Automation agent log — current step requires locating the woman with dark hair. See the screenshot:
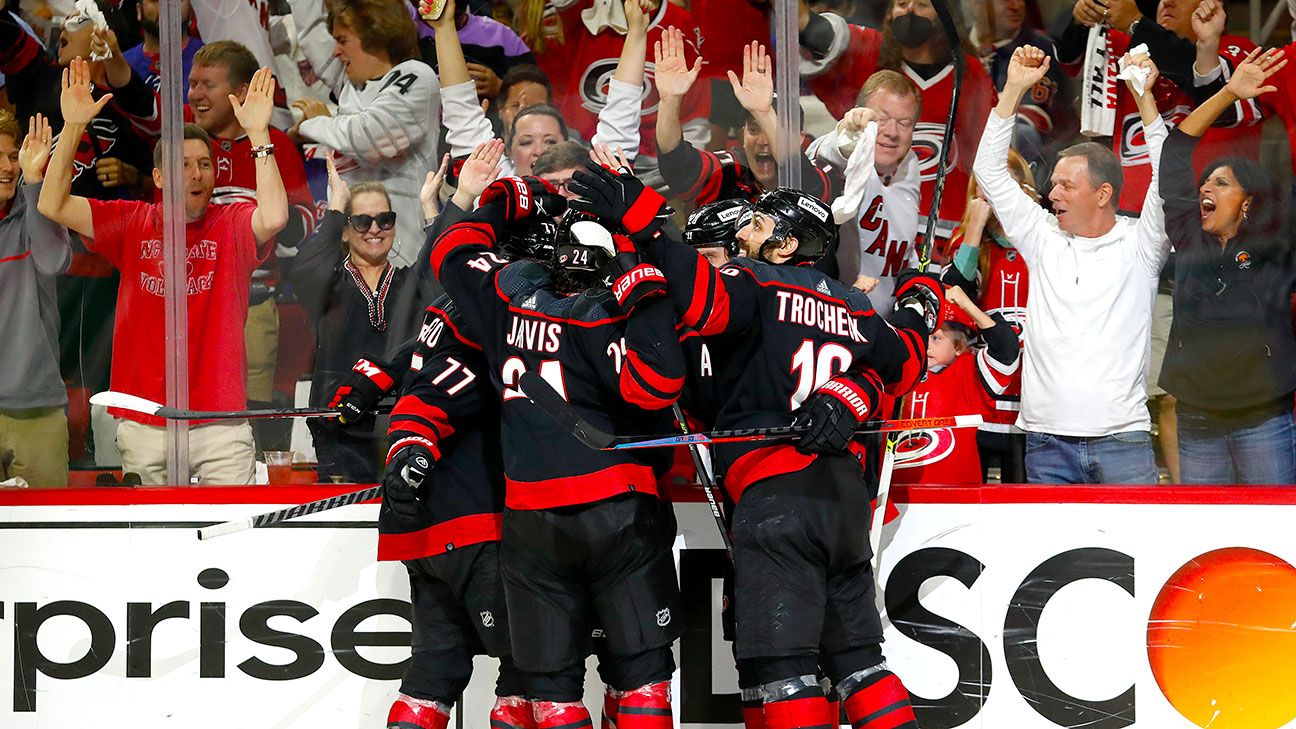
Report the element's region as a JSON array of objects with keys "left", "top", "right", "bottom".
[
  {"left": 798, "top": 0, "right": 999, "bottom": 258},
  {"left": 1158, "top": 48, "right": 1296, "bottom": 484}
]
